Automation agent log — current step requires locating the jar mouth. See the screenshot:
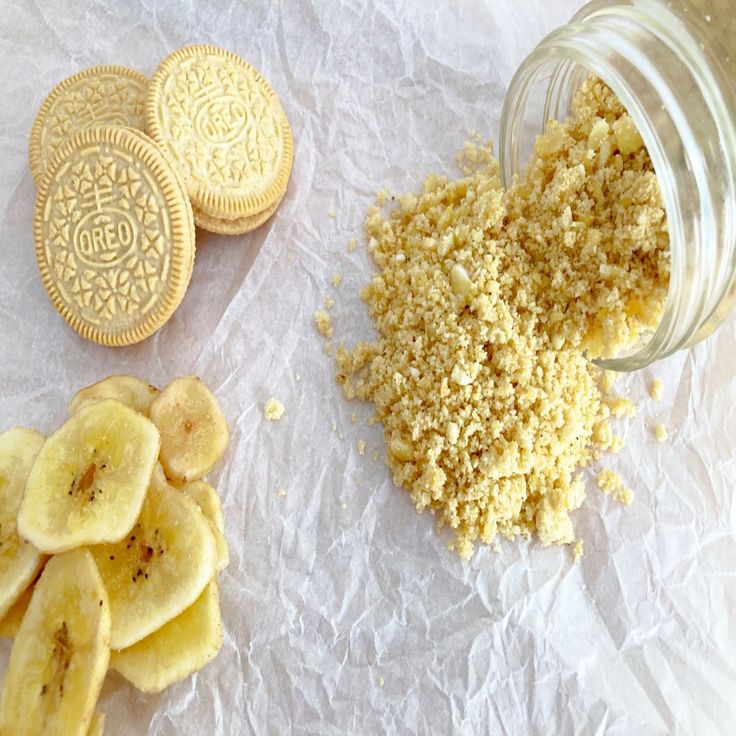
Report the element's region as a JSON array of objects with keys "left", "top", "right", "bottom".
[{"left": 499, "top": 1, "right": 736, "bottom": 371}]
